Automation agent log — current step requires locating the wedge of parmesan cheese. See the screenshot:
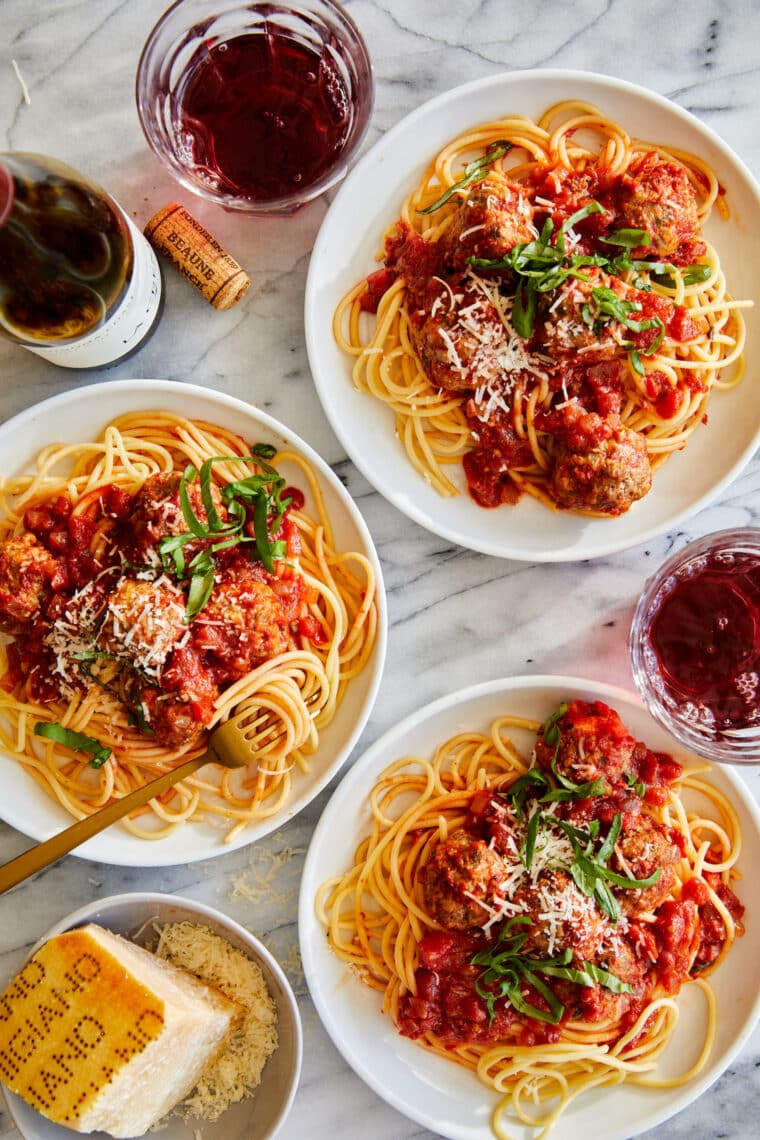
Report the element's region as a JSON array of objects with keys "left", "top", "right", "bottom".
[{"left": 0, "top": 924, "right": 240, "bottom": 1138}]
